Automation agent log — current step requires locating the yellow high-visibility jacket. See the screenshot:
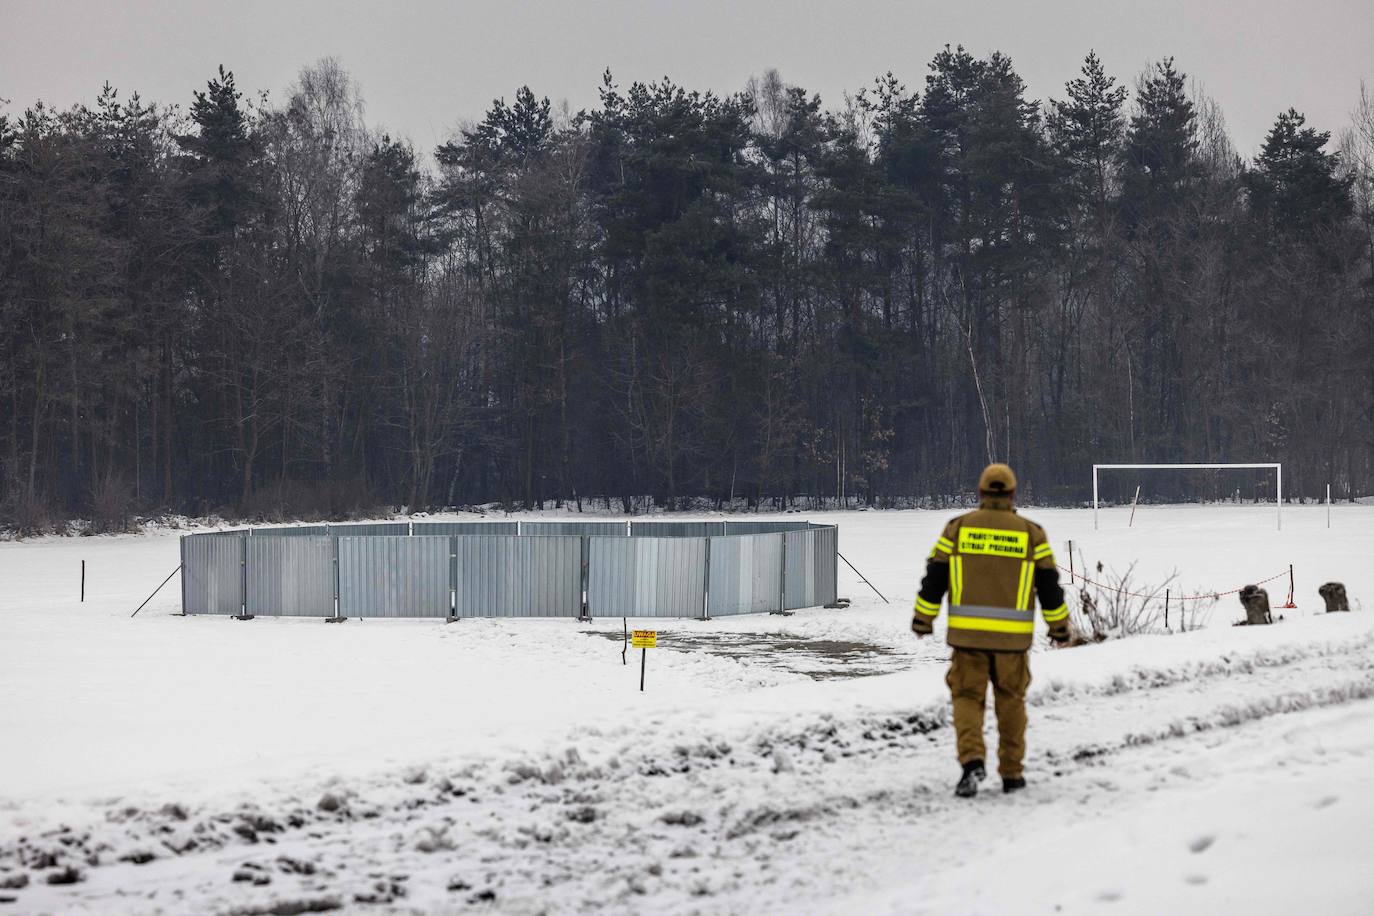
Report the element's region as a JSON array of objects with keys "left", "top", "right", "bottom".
[{"left": 913, "top": 502, "right": 1069, "bottom": 651}]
